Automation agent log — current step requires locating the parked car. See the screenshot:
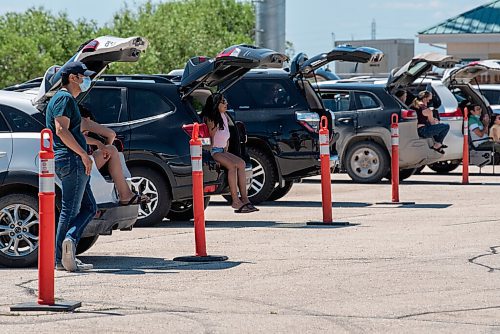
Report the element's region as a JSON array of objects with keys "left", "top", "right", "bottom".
[
  {"left": 0, "top": 90, "right": 139, "bottom": 267},
  {"left": 316, "top": 53, "right": 458, "bottom": 183},
  {"left": 220, "top": 45, "right": 384, "bottom": 201},
  {"left": 475, "top": 84, "right": 500, "bottom": 114},
  {"left": 31, "top": 44, "right": 286, "bottom": 226}
]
